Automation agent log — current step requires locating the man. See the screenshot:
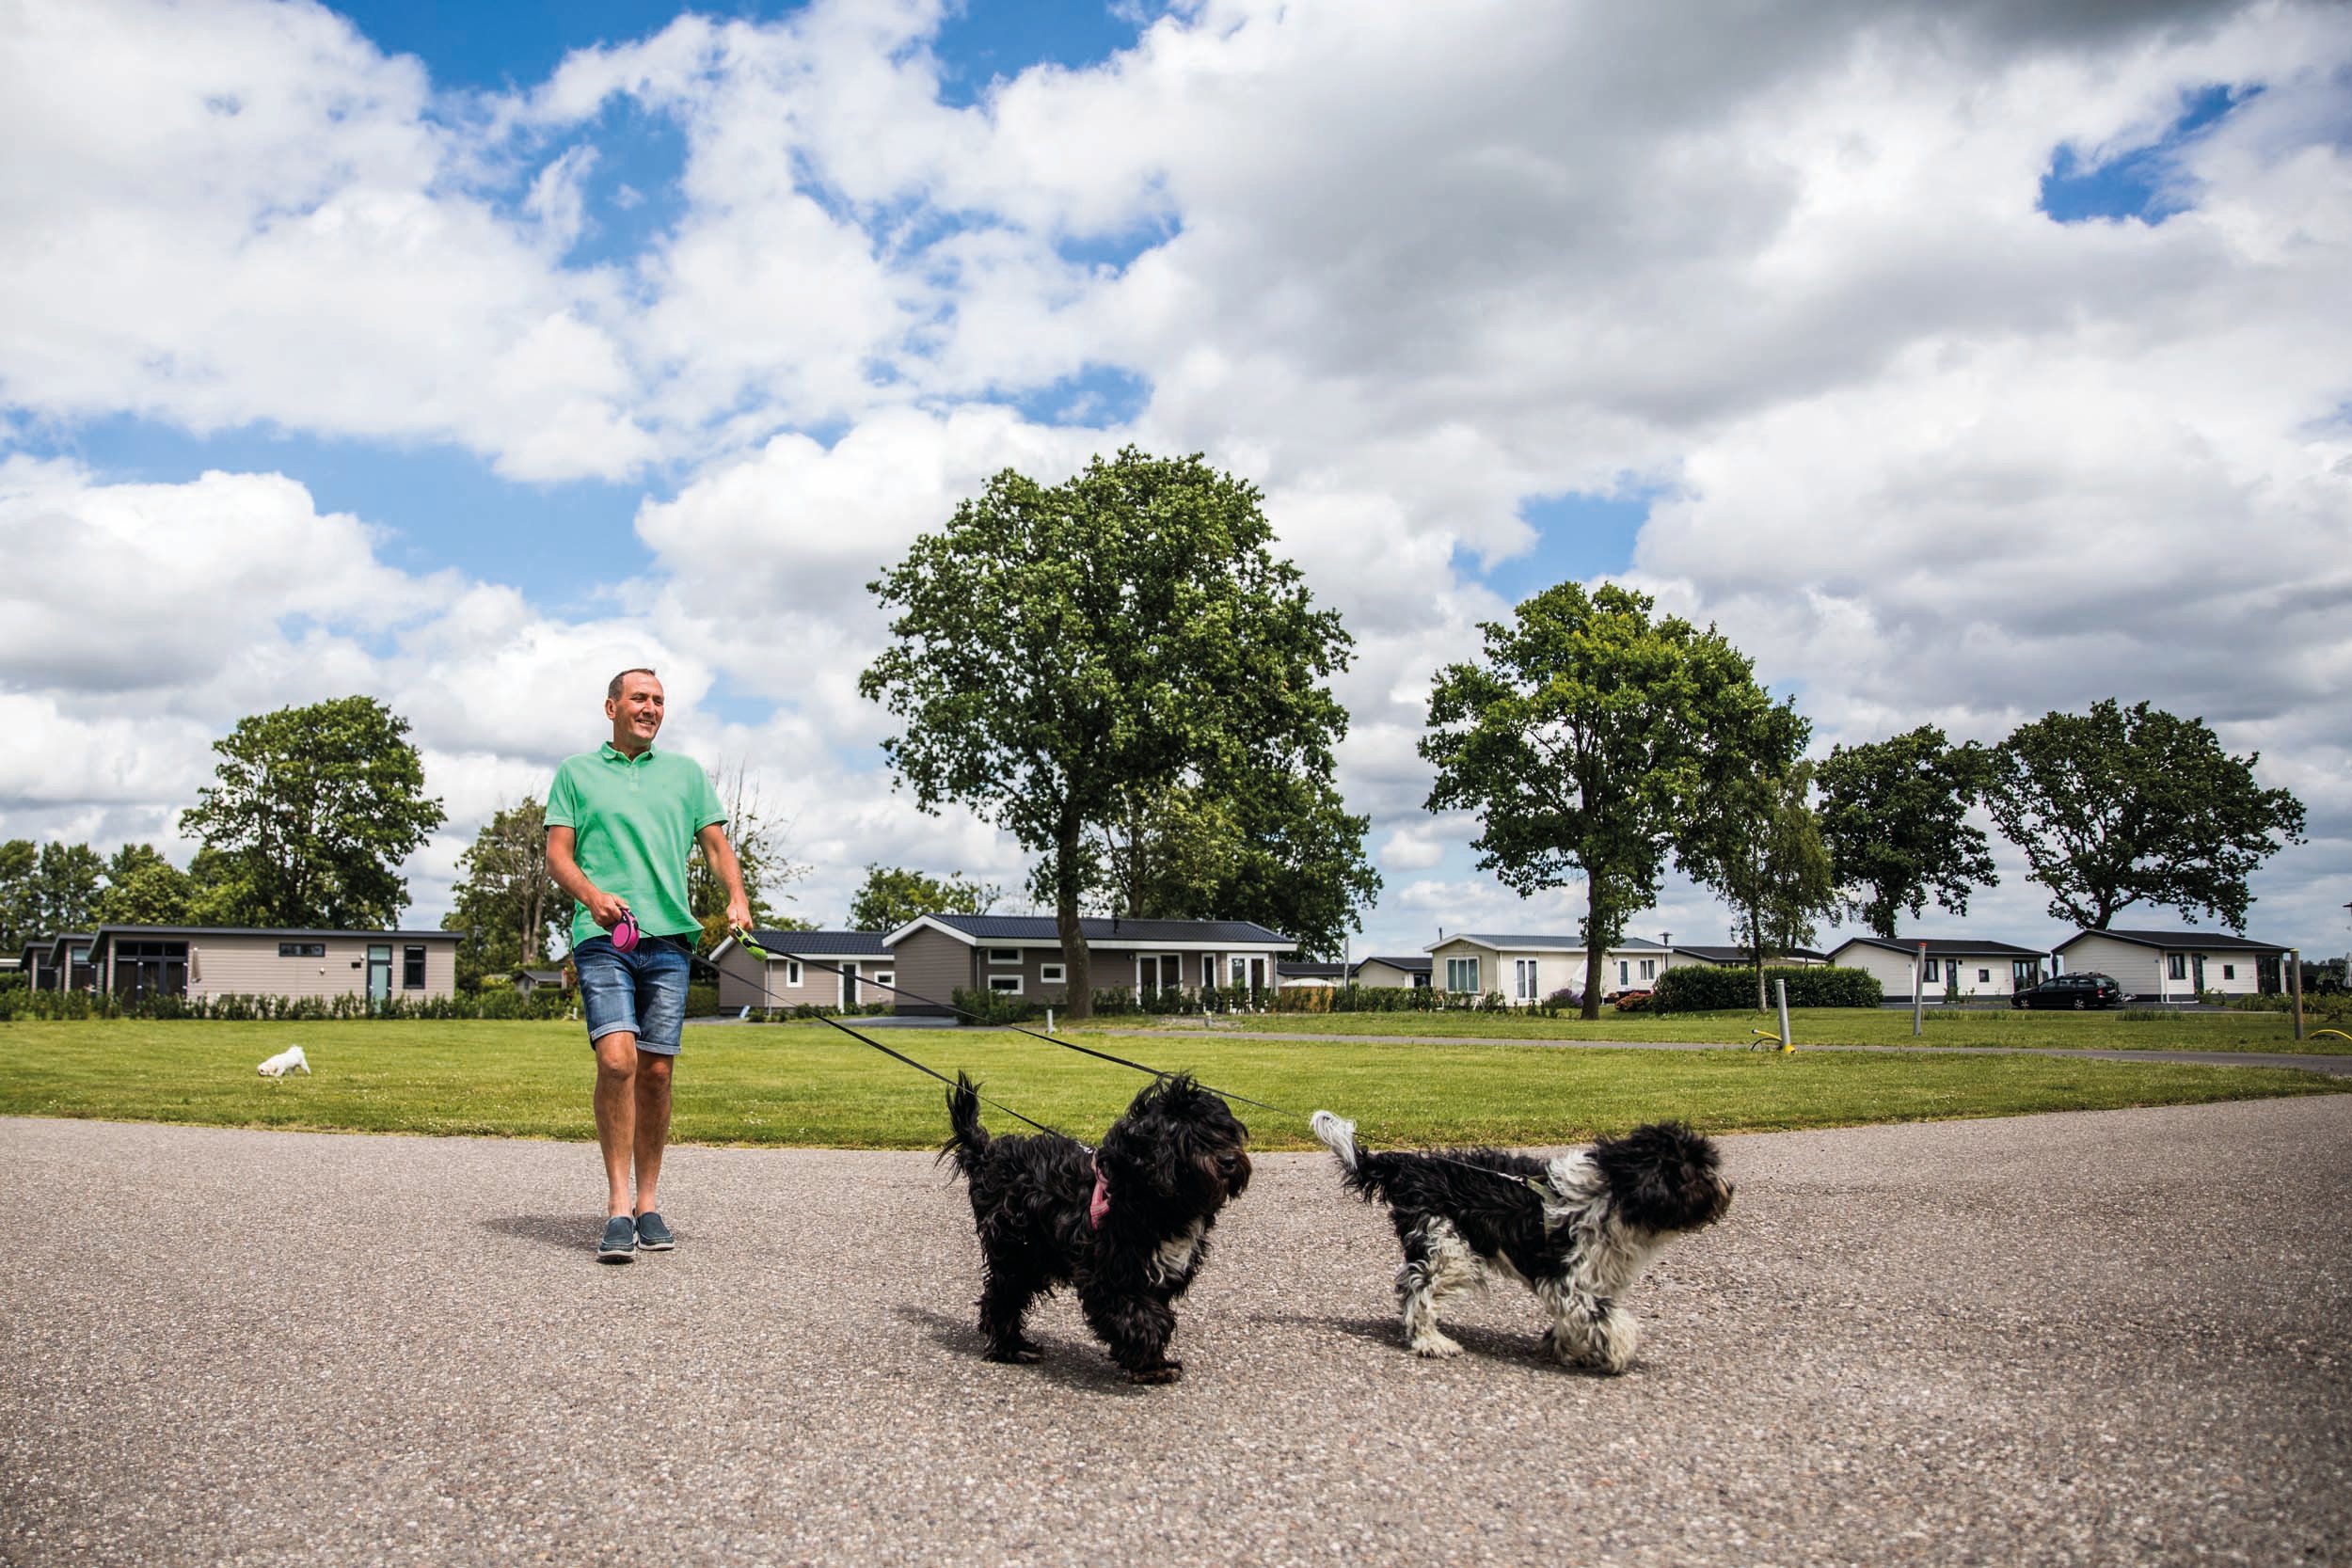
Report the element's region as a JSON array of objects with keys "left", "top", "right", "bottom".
[{"left": 547, "top": 667, "right": 752, "bottom": 1262}]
